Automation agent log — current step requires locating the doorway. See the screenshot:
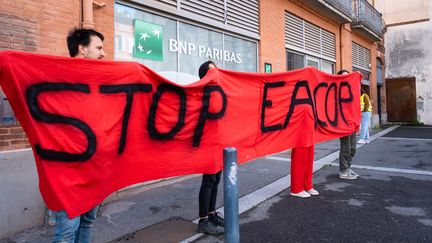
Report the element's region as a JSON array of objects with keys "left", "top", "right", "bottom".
[{"left": 385, "top": 77, "right": 416, "bottom": 122}]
